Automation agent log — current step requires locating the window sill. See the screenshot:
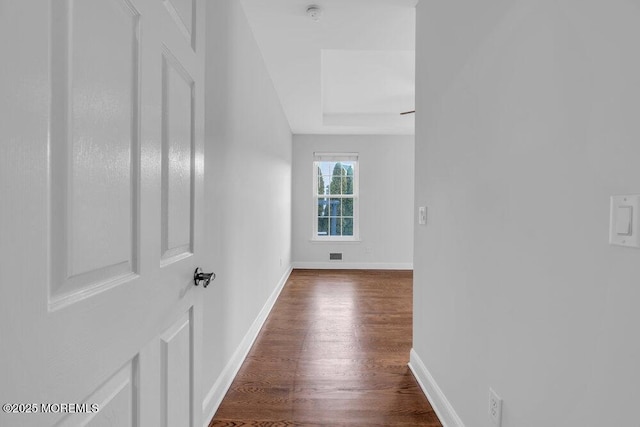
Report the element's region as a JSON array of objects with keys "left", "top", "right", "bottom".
[{"left": 309, "top": 239, "right": 361, "bottom": 244}]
